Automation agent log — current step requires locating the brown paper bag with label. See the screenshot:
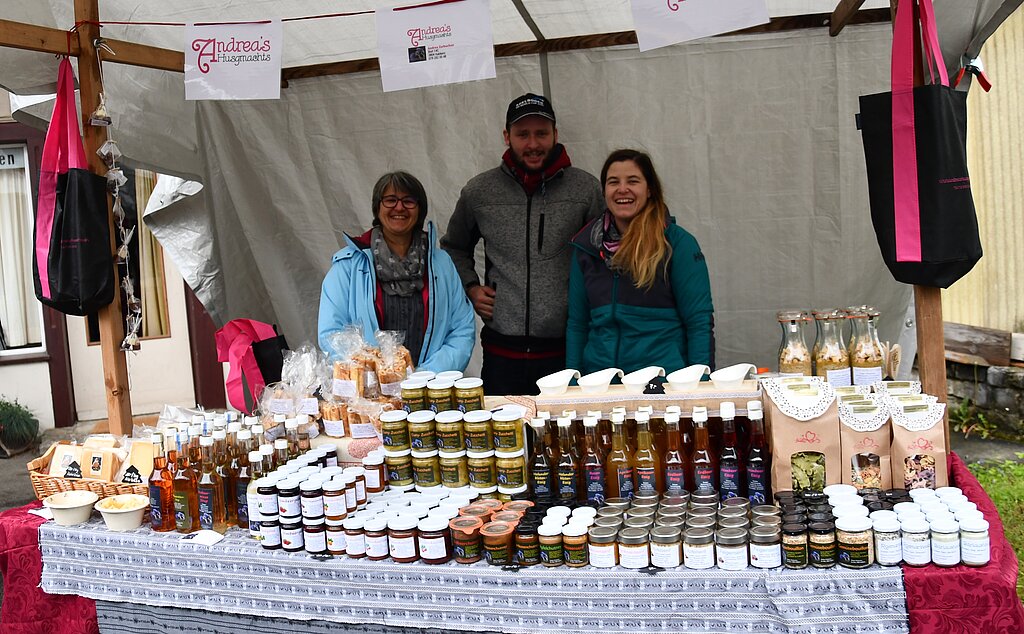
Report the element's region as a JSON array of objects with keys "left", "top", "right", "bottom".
[
  {"left": 762, "top": 378, "right": 842, "bottom": 494},
  {"left": 838, "top": 398, "right": 893, "bottom": 490},
  {"left": 889, "top": 400, "right": 948, "bottom": 489}
]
